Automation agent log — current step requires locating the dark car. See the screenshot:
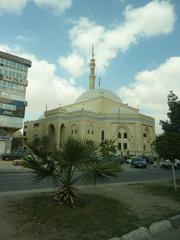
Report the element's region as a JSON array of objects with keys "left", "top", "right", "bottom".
[
  {"left": 1, "top": 150, "right": 28, "bottom": 160},
  {"left": 138, "top": 155, "right": 155, "bottom": 165},
  {"left": 131, "top": 157, "right": 147, "bottom": 169}
]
